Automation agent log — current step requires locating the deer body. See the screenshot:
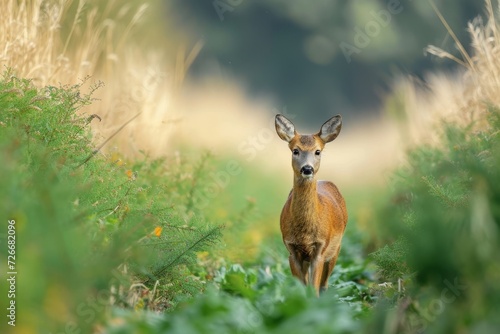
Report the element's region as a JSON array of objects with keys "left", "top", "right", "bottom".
[{"left": 275, "top": 115, "right": 347, "bottom": 295}]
